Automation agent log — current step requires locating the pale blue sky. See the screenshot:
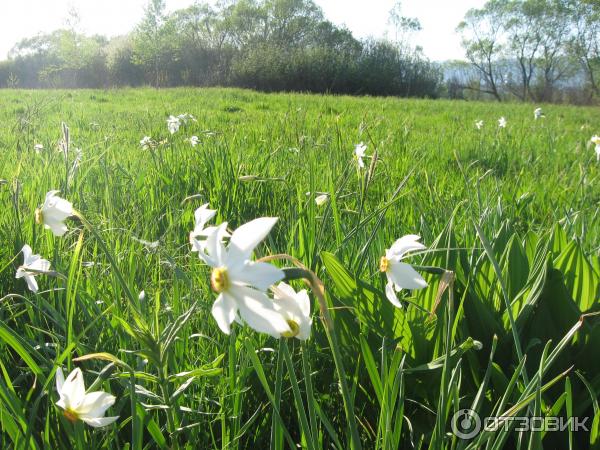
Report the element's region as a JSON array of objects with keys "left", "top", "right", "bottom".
[{"left": 0, "top": 0, "right": 486, "bottom": 61}]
